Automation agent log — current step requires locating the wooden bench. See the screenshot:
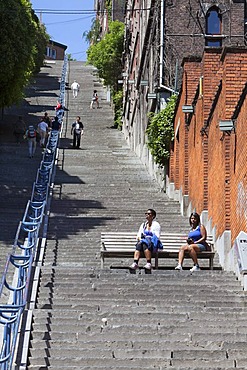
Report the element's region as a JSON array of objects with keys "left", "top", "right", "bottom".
[{"left": 100, "top": 232, "right": 215, "bottom": 270}]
